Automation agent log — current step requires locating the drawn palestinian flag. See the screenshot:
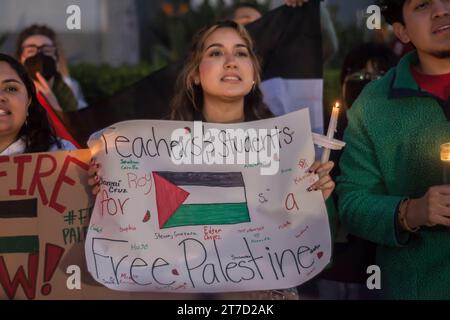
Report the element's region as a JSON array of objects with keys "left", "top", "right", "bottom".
[
  {"left": 152, "top": 172, "right": 250, "bottom": 229},
  {"left": 0, "top": 199, "right": 39, "bottom": 254}
]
